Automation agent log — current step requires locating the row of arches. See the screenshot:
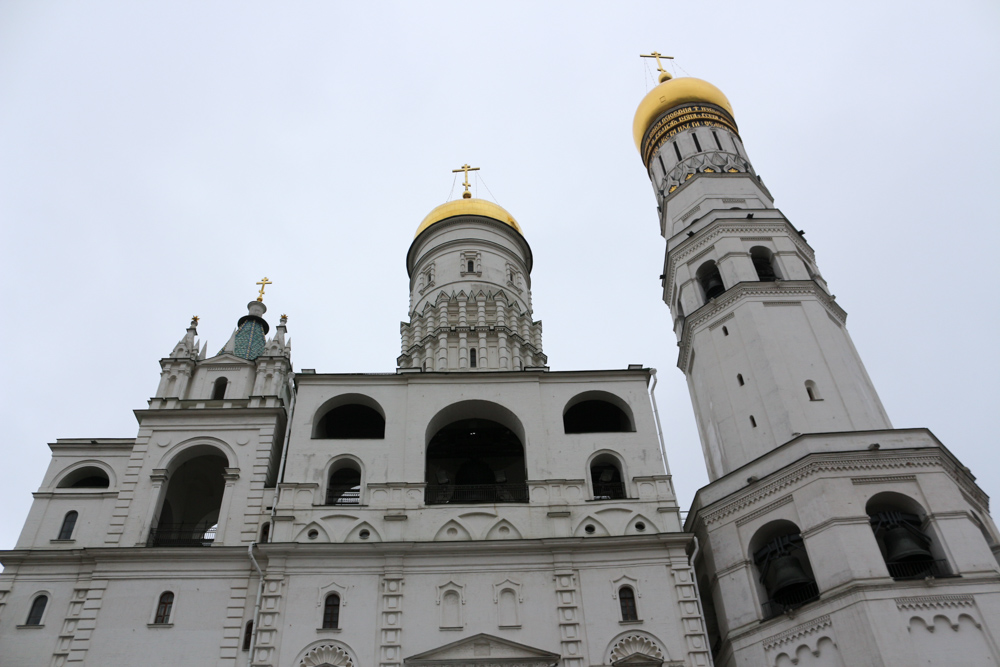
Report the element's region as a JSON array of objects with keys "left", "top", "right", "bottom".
[
  {"left": 312, "top": 392, "right": 636, "bottom": 439},
  {"left": 747, "top": 492, "right": 966, "bottom": 620},
  {"left": 693, "top": 246, "right": 782, "bottom": 306}
]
